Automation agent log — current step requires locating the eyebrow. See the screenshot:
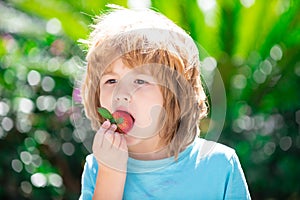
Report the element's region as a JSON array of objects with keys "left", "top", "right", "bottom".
[{"left": 101, "top": 70, "right": 116, "bottom": 76}]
